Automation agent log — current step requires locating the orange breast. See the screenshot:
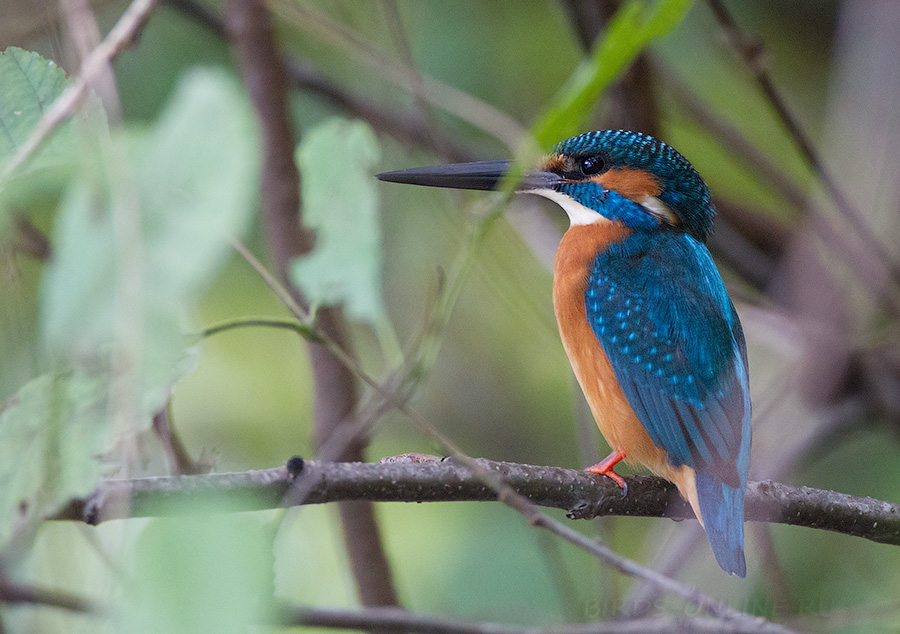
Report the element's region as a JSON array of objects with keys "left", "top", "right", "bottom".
[{"left": 553, "top": 222, "right": 700, "bottom": 513}]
